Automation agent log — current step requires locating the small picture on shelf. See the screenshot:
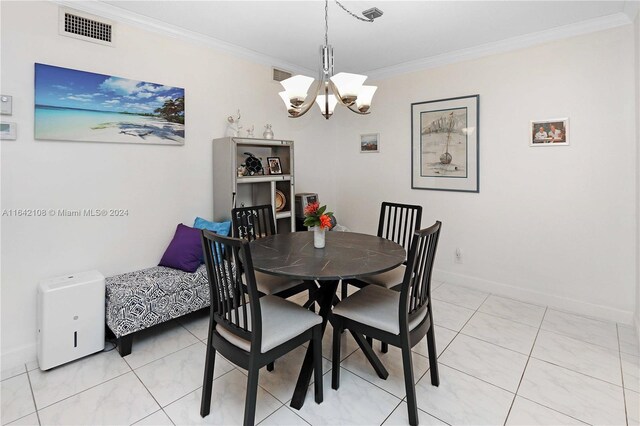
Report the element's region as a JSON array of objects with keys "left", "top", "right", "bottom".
[{"left": 267, "top": 157, "right": 283, "bottom": 174}]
